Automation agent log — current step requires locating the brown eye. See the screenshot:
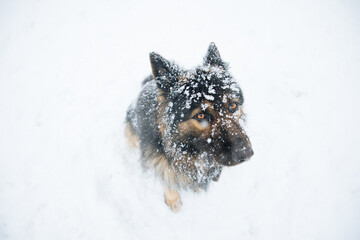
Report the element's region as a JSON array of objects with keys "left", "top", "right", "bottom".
[{"left": 229, "top": 102, "right": 239, "bottom": 112}]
